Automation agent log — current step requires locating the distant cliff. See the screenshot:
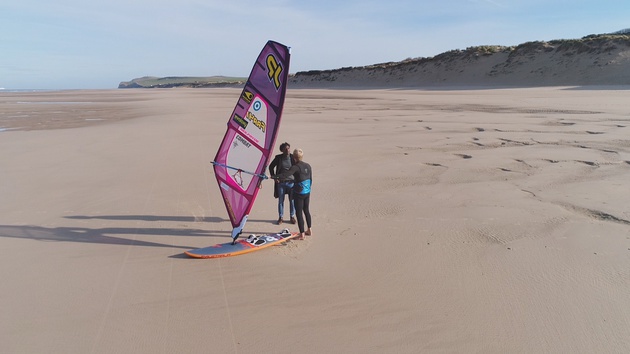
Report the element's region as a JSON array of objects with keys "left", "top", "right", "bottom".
[
  {"left": 118, "top": 76, "right": 246, "bottom": 89},
  {"left": 289, "top": 33, "right": 630, "bottom": 88}
]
